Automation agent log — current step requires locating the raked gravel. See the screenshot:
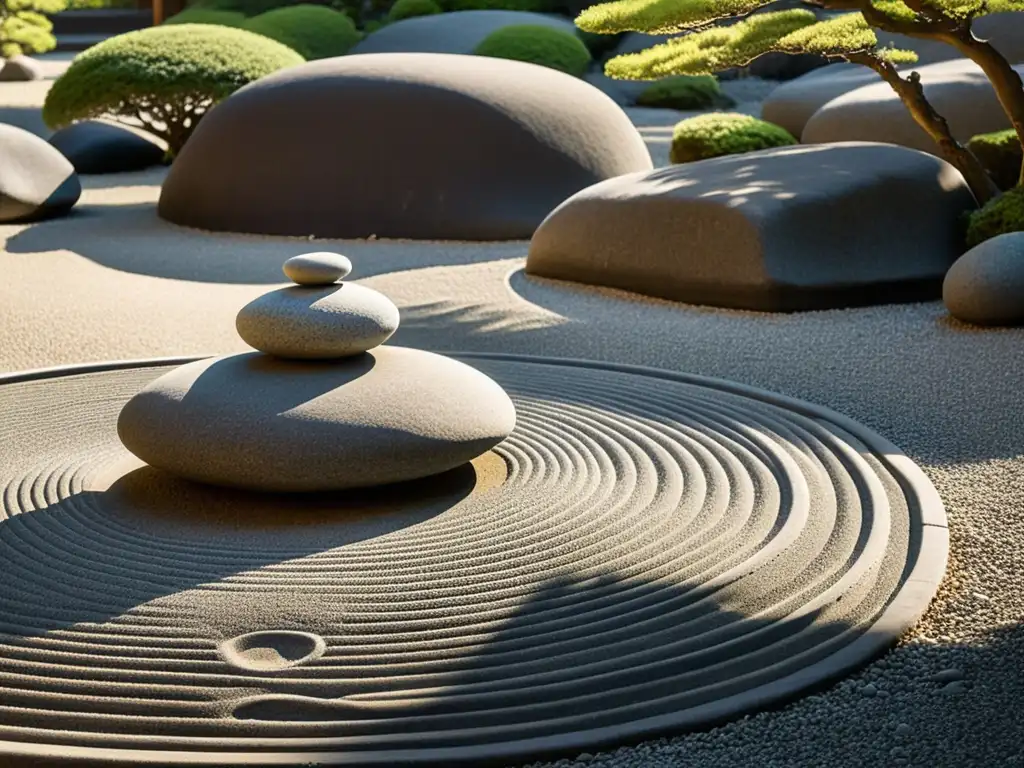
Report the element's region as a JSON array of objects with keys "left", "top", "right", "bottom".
[{"left": 2, "top": 63, "right": 1023, "bottom": 768}]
